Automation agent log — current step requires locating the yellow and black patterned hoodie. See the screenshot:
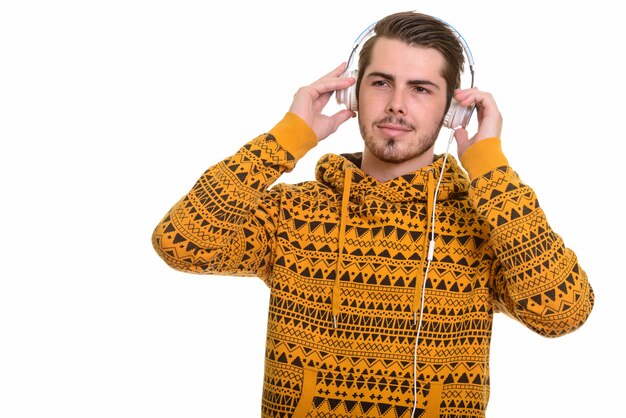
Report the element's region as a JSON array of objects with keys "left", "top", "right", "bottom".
[{"left": 152, "top": 112, "right": 593, "bottom": 418}]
